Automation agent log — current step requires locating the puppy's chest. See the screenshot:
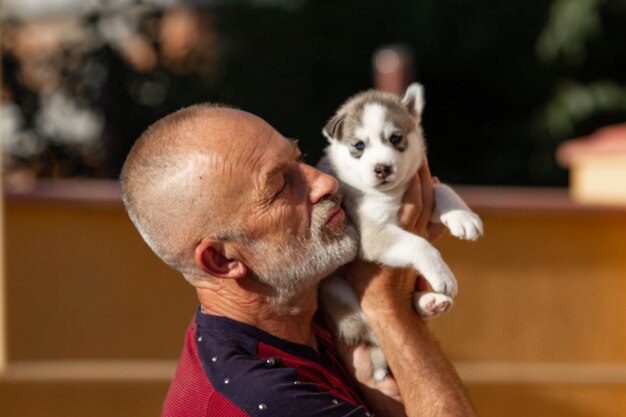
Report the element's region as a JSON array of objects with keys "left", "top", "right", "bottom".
[{"left": 344, "top": 188, "right": 403, "bottom": 226}]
